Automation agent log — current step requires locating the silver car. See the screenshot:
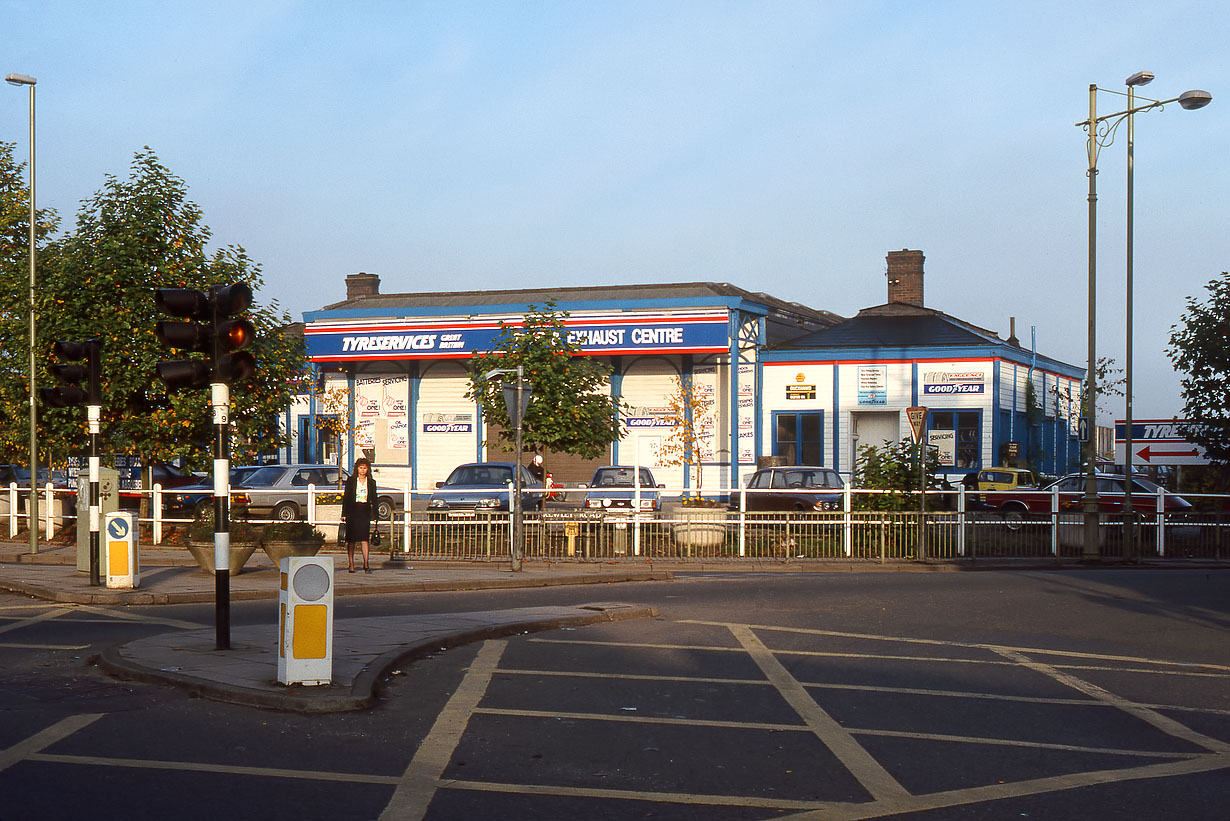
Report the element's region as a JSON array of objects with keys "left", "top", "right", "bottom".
[{"left": 237, "top": 464, "right": 401, "bottom": 521}]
